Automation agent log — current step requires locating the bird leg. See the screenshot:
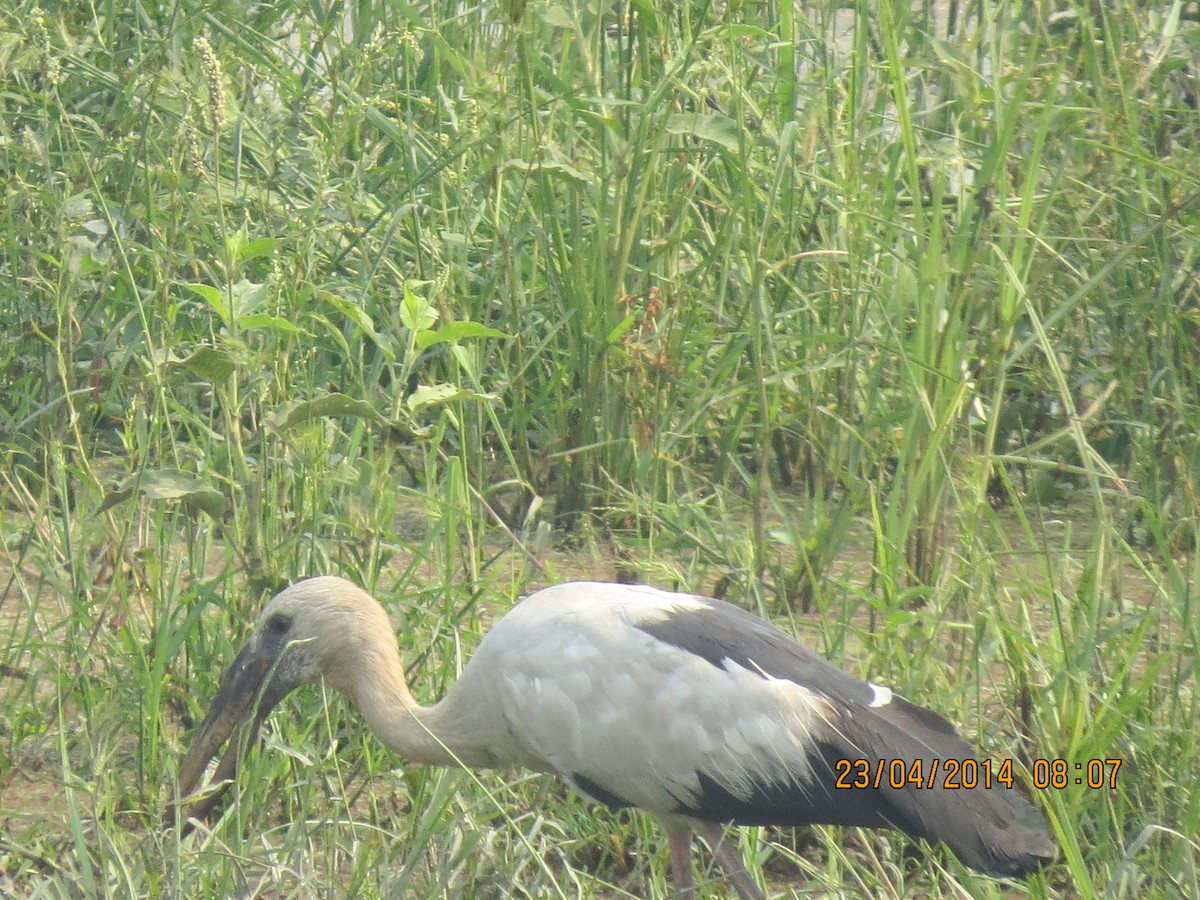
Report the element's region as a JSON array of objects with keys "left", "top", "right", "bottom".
[
  {"left": 695, "top": 822, "right": 765, "bottom": 900},
  {"left": 666, "top": 823, "right": 698, "bottom": 897},
  {"left": 664, "top": 820, "right": 765, "bottom": 900}
]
